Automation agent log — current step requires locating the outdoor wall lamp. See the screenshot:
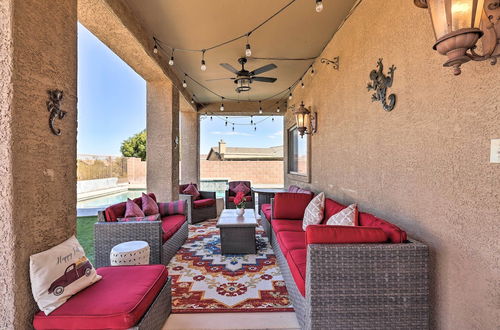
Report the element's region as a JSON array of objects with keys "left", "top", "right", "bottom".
[
  {"left": 292, "top": 102, "right": 317, "bottom": 137},
  {"left": 414, "top": 0, "right": 499, "bottom": 75}
]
